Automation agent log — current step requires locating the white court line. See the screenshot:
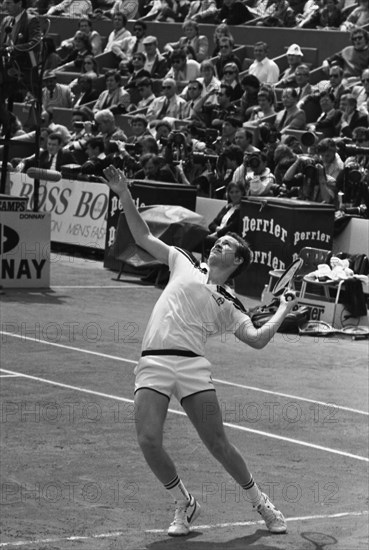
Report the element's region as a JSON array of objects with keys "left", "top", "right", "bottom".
[
  {"left": 1, "top": 331, "right": 368, "bottom": 417},
  {"left": 0, "top": 366, "right": 368, "bottom": 463},
  {"left": 0, "top": 511, "right": 367, "bottom": 547},
  {"left": 51, "top": 285, "right": 151, "bottom": 289},
  {"left": 212, "top": 378, "right": 369, "bottom": 416},
  {"left": 0, "top": 374, "right": 20, "bottom": 378}
]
